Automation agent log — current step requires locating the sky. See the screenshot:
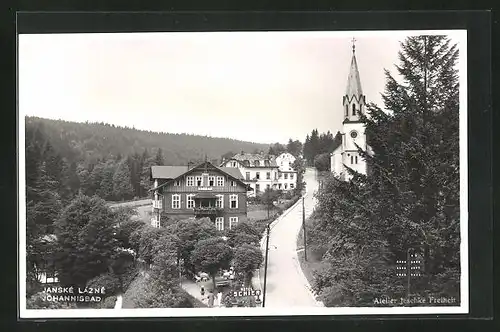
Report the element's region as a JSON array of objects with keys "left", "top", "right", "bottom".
[{"left": 18, "top": 31, "right": 458, "bottom": 144}]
